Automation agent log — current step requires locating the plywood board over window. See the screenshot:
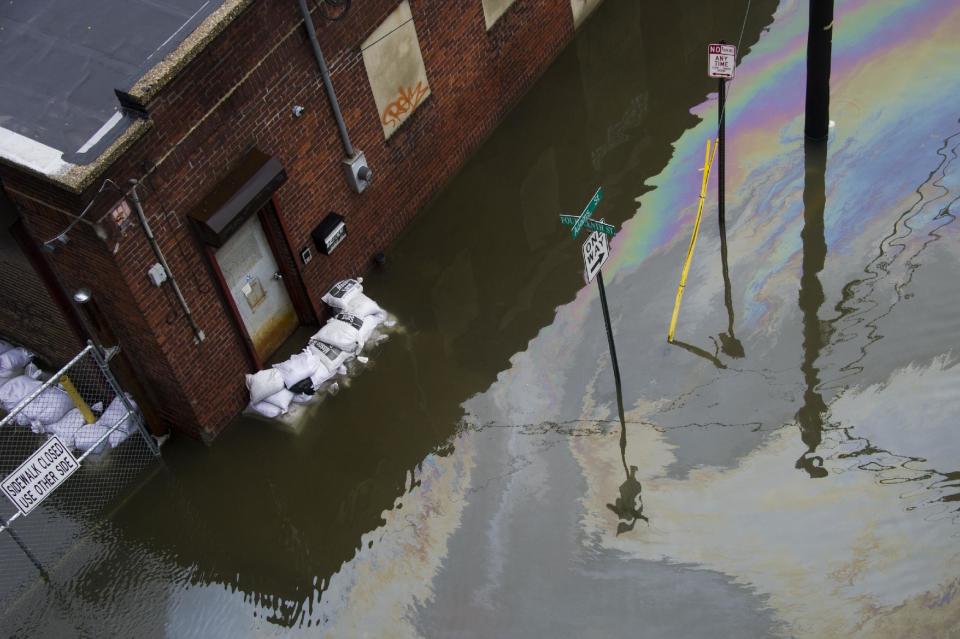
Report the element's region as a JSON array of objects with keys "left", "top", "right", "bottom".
[
  {"left": 362, "top": 1, "right": 431, "bottom": 139},
  {"left": 481, "top": 0, "right": 516, "bottom": 29}
]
